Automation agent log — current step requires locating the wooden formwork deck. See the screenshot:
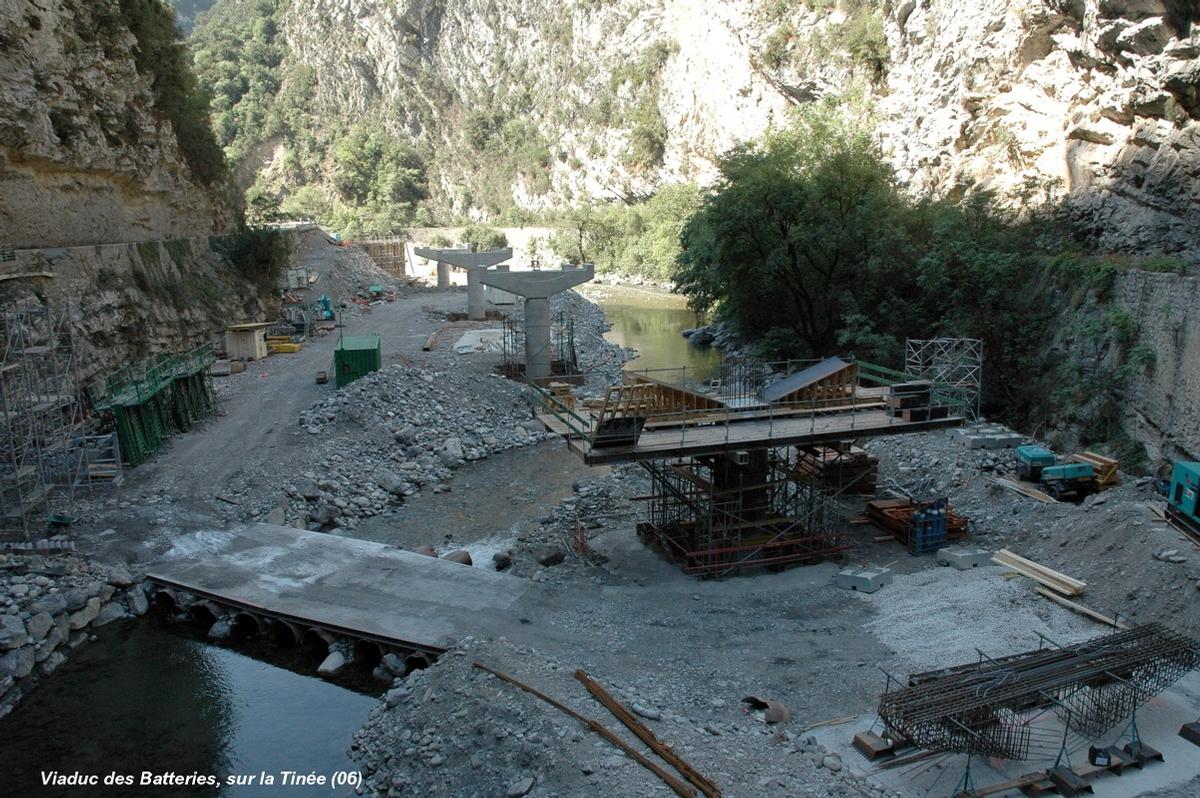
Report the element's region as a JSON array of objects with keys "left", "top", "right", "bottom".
[{"left": 538, "top": 408, "right": 962, "bottom": 465}]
